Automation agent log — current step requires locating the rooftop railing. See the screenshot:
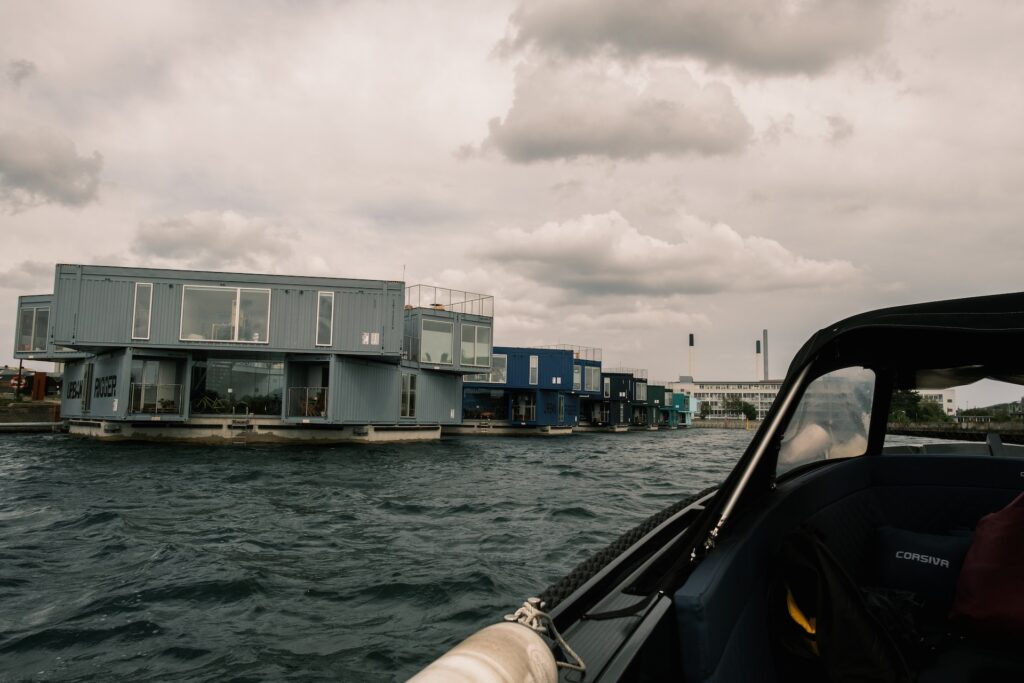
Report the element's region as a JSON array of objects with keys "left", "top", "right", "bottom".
[
  {"left": 536, "top": 344, "right": 602, "bottom": 362},
  {"left": 405, "top": 284, "right": 494, "bottom": 317},
  {"left": 605, "top": 367, "right": 648, "bottom": 380}
]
